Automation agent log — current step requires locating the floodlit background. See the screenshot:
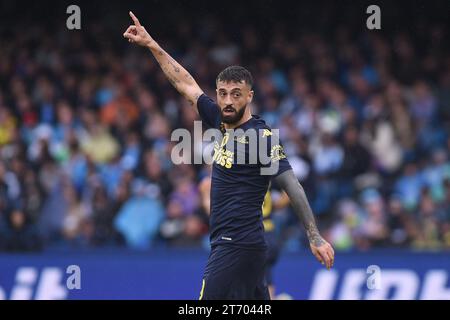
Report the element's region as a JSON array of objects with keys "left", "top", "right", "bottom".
[{"left": 0, "top": 0, "right": 449, "bottom": 299}]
